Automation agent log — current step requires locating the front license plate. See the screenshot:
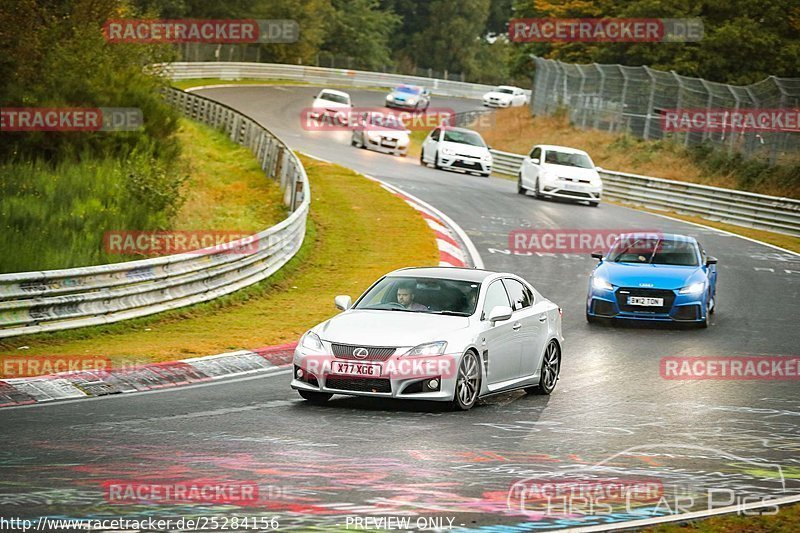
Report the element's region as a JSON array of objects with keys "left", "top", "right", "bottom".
[
  {"left": 333, "top": 362, "right": 380, "bottom": 376},
  {"left": 628, "top": 296, "right": 664, "bottom": 306}
]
